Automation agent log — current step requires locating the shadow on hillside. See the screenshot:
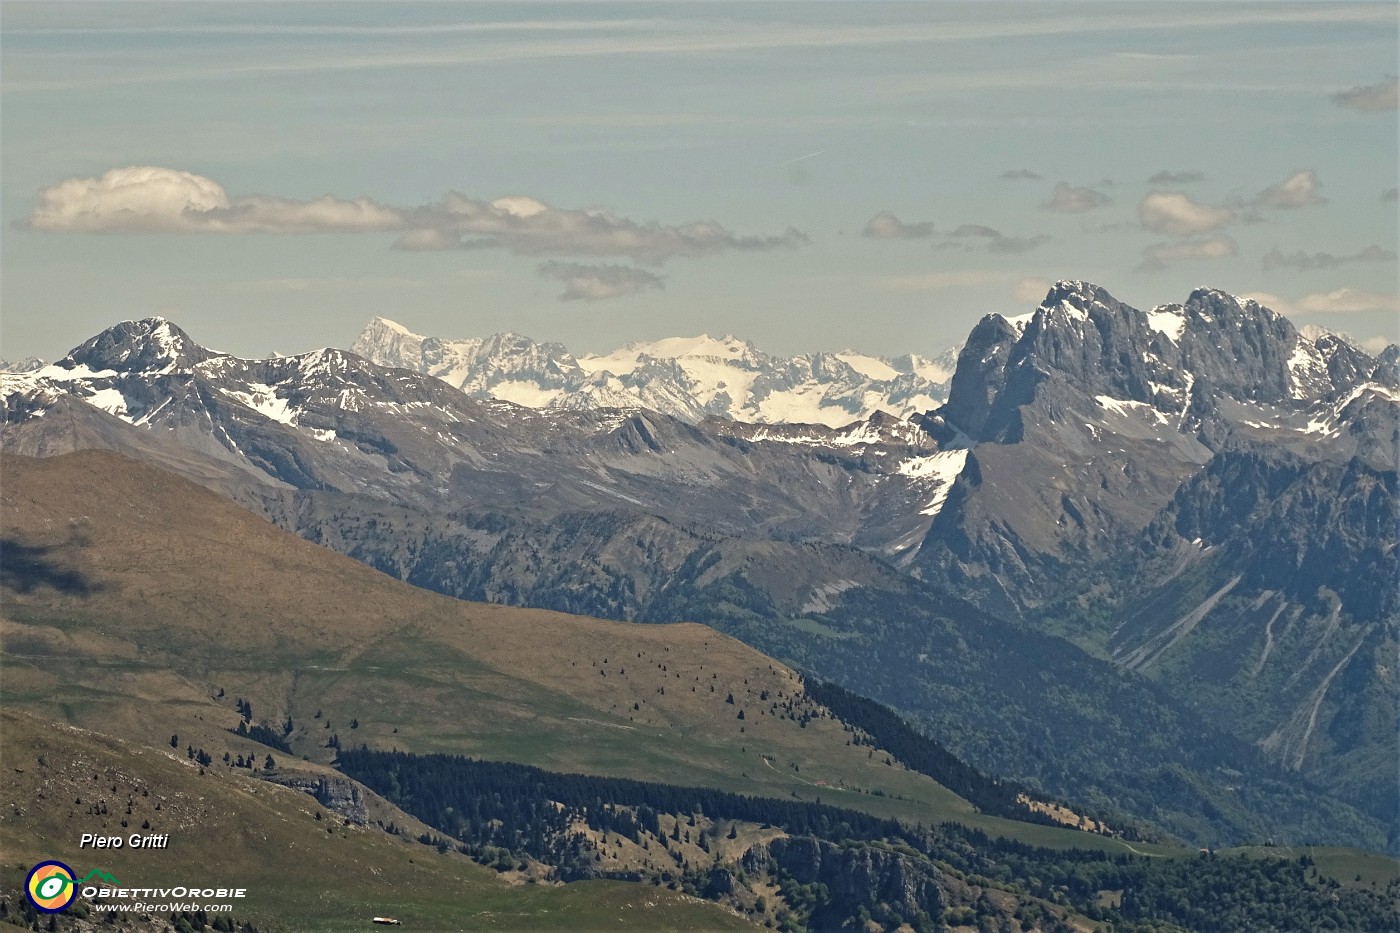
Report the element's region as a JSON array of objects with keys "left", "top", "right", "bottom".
[{"left": 0, "top": 539, "right": 104, "bottom": 595}]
